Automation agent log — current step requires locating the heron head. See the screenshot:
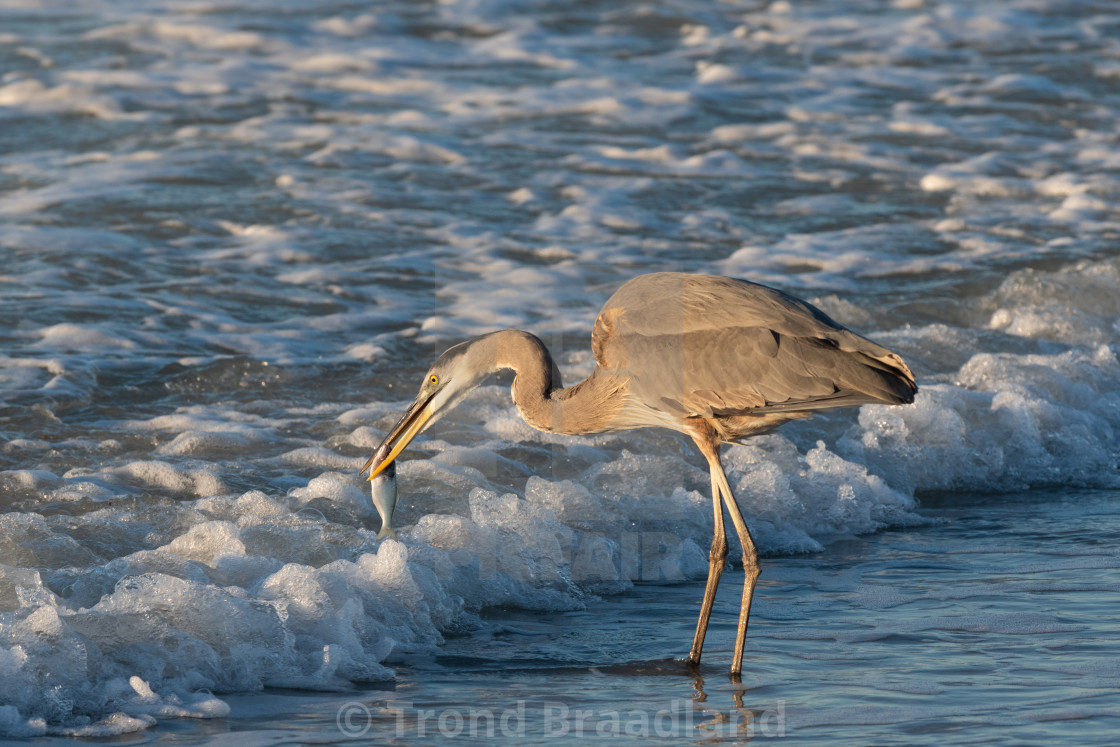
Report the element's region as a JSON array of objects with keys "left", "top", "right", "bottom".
[{"left": 360, "top": 336, "right": 497, "bottom": 480}]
